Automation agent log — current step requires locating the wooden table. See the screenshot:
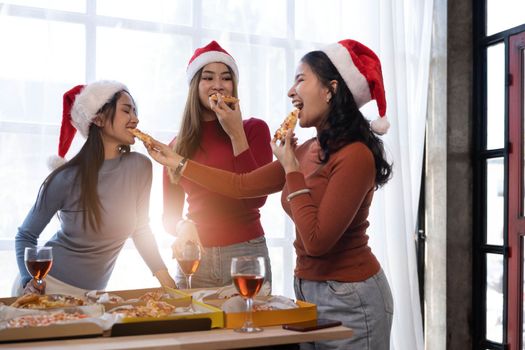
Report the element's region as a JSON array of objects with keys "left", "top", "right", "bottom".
[{"left": 0, "top": 325, "right": 353, "bottom": 350}]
